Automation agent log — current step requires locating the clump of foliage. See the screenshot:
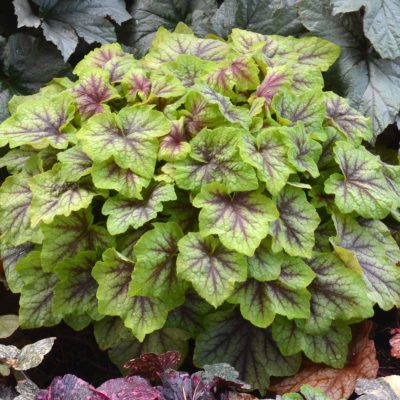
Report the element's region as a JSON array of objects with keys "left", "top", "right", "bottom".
[
  {"left": 0, "top": 25, "right": 399, "bottom": 392},
  {"left": 125, "top": 0, "right": 400, "bottom": 141},
  {"left": 3, "top": 1, "right": 400, "bottom": 142}
]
